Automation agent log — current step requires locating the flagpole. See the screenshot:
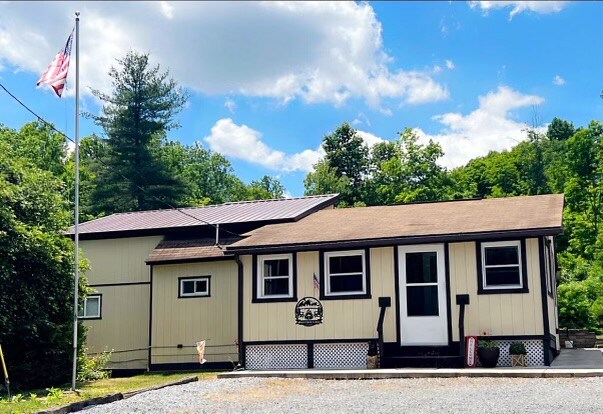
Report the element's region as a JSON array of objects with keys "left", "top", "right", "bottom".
[{"left": 71, "top": 11, "right": 80, "bottom": 392}]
